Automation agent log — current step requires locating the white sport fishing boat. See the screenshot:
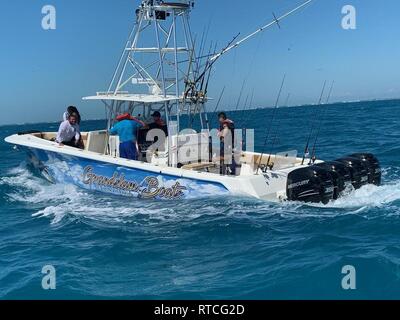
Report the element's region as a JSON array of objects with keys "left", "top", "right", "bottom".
[{"left": 5, "top": 0, "right": 381, "bottom": 203}]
